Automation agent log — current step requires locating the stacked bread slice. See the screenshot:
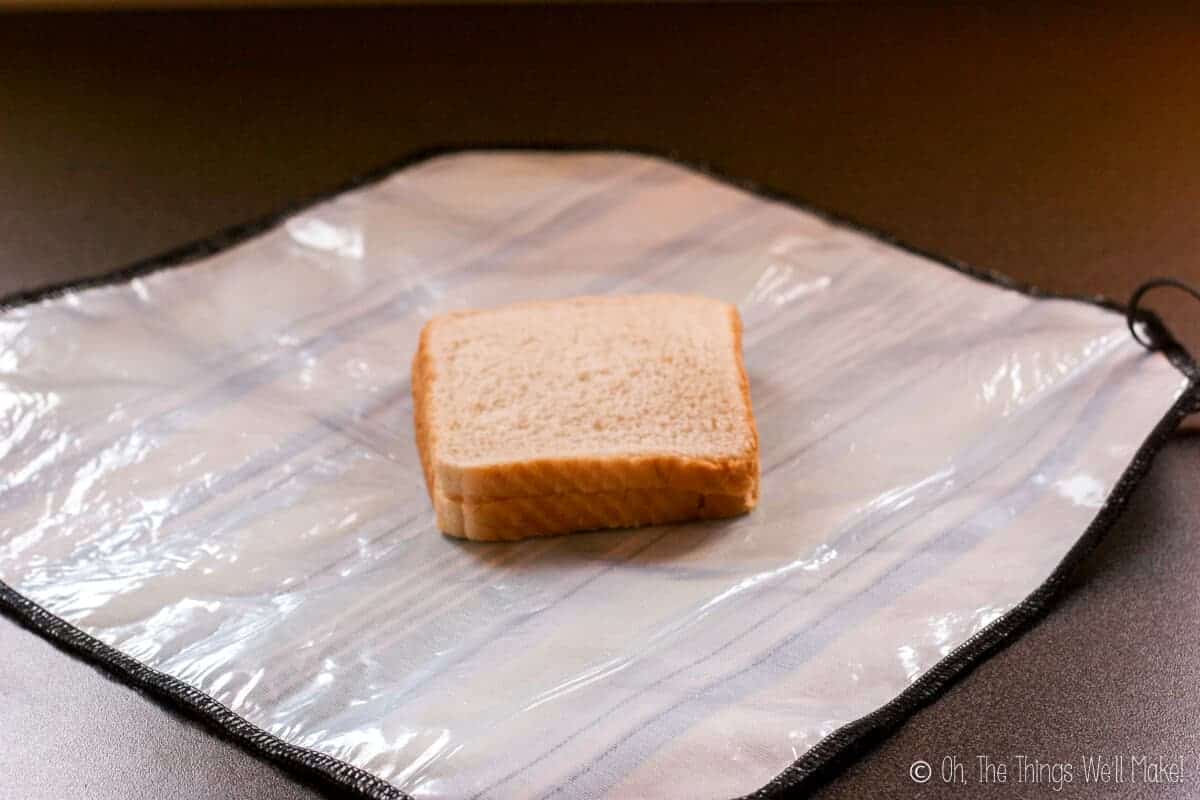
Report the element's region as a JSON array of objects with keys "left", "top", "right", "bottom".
[{"left": 412, "top": 294, "right": 759, "bottom": 541}]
